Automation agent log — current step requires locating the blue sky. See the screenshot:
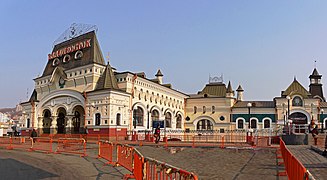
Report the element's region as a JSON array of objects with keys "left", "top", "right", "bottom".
[{"left": 1, "top": 1, "right": 327, "bottom": 107}]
